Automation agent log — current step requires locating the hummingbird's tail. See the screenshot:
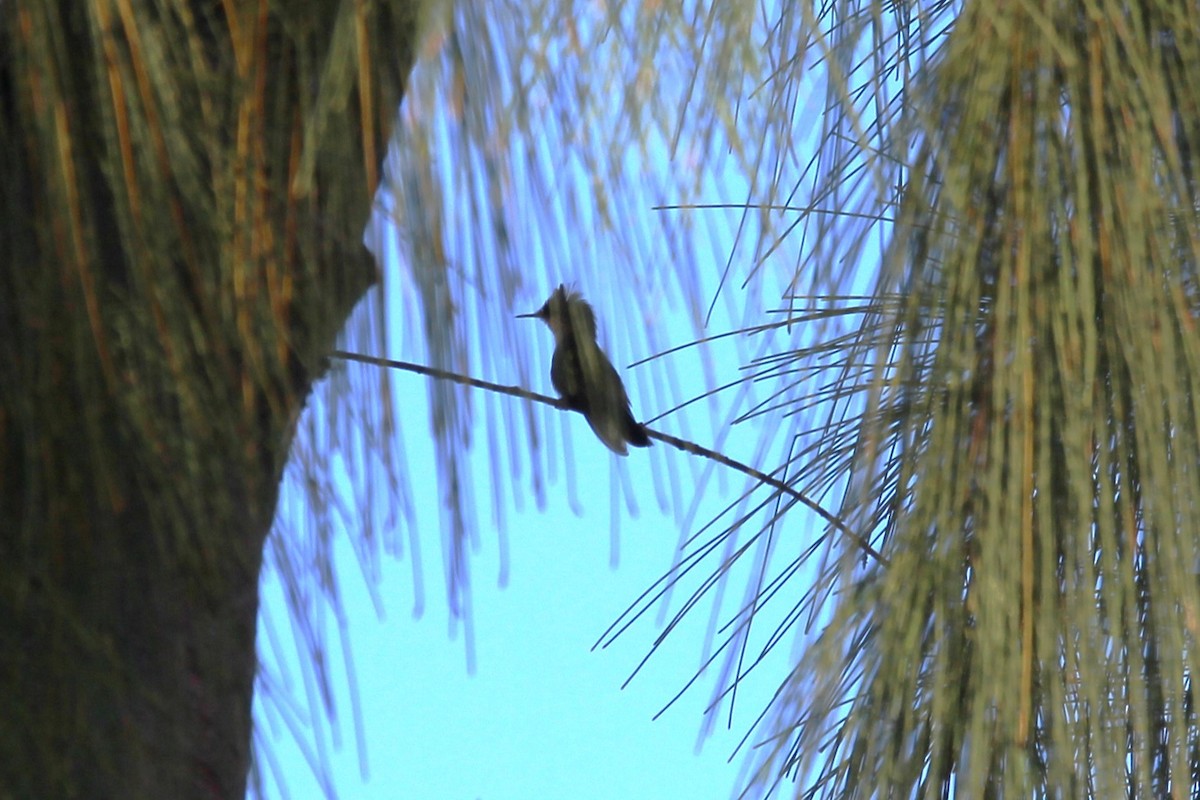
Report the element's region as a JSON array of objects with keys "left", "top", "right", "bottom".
[
  {"left": 587, "top": 406, "right": 652, "bottom": 456},
  {"left": 623, "top": 408, "right": 652, "bottom": 448}
]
